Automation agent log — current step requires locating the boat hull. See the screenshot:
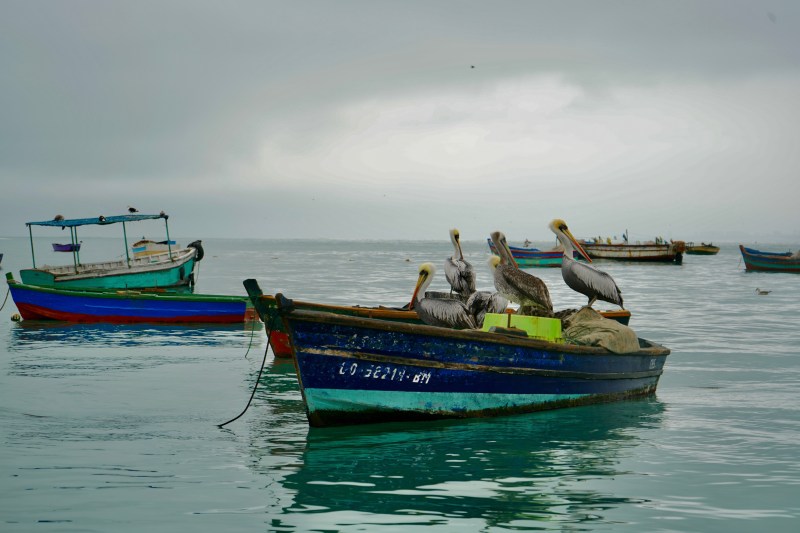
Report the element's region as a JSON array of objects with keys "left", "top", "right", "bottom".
[
  {"left": 8, "top": 279, "right": 247, "bottom": 324},
  {"left": 582, "top": 242, "right": 685, "bottom": 263},
  {"left": 282, "top": 307, "right": 669, "bottom": 427},
  {"left": 20, "top": 248, "right": 198, "bottom": 289},
  {"left": 739, "top": 245, "right": 800, "bottom": 273}
]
